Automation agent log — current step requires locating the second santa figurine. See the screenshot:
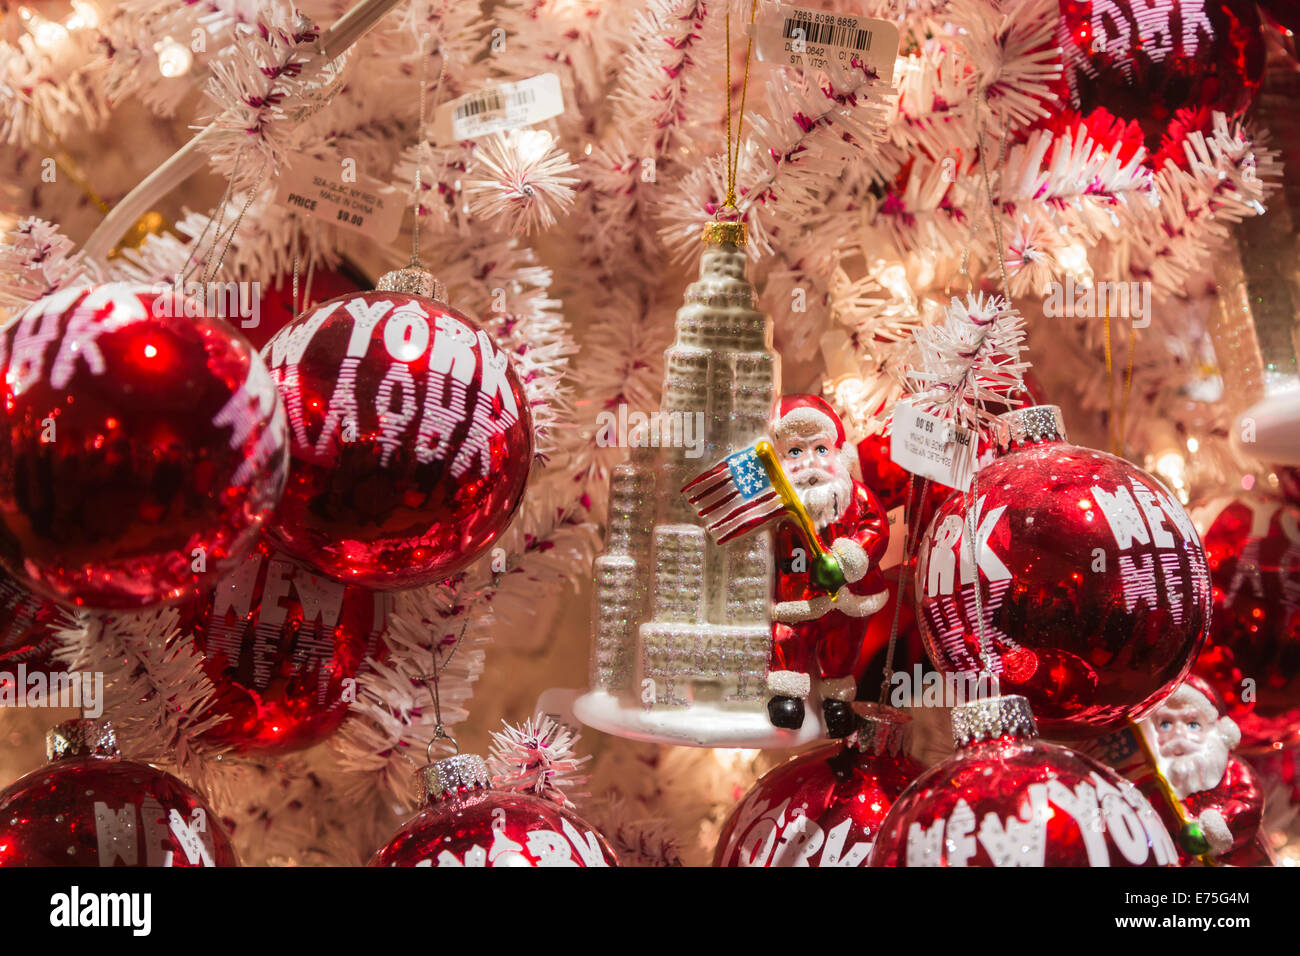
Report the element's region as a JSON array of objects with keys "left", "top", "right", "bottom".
[{"left": 767, "top": 396, "right": 890, "bottom": 737}]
